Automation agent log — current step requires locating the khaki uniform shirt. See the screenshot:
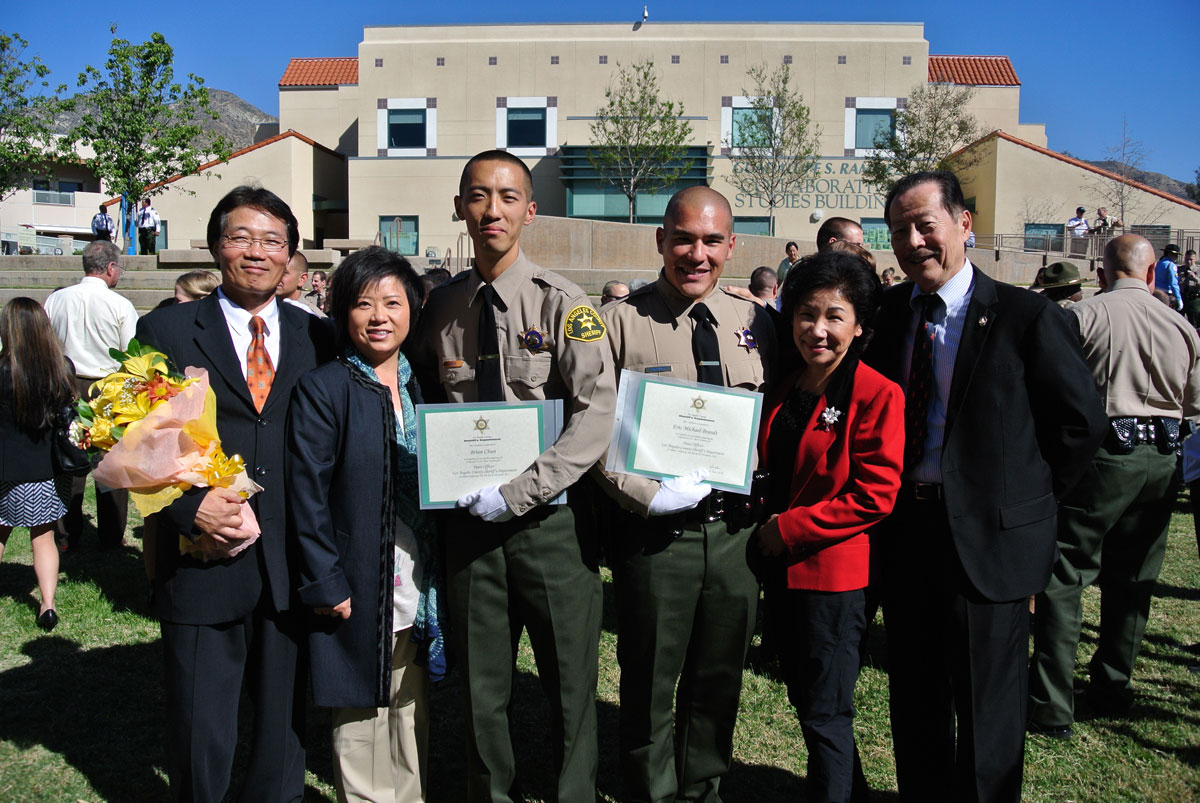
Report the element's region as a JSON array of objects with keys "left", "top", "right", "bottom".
[
  {"left": 595, "top": 273, "right": 776, "bottom": 516},
  {"left": 410, "top": 251, "right": 617, "bottom": 516},
  {"left": 1070, "top": 277, "right": 1200, "bottom": 421}
]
